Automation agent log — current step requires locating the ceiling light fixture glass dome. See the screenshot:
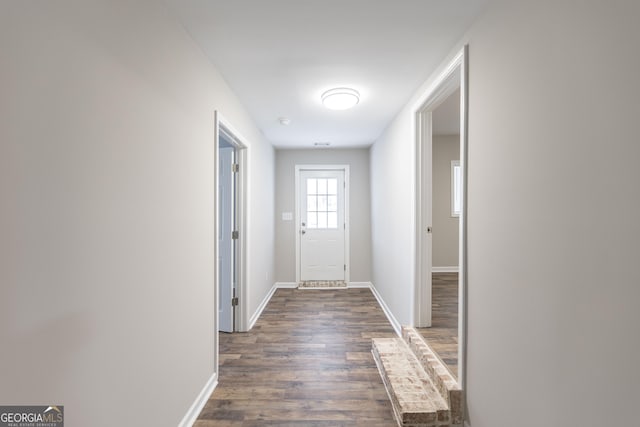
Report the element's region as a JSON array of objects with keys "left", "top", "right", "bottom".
[{"left": 321, "top": 88, "right": 360, "bottom": 110}]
